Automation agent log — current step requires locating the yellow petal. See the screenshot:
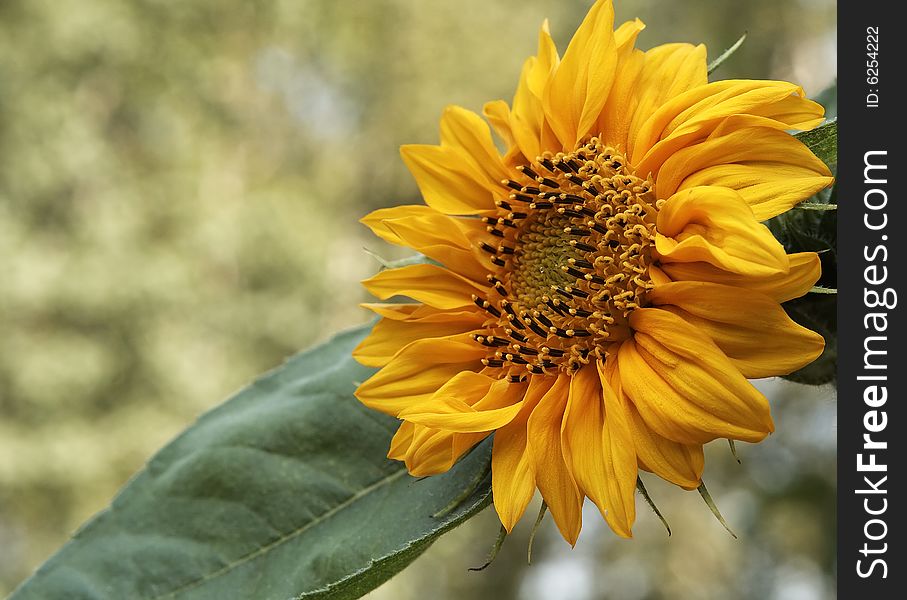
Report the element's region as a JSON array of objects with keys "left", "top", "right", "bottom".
[
  {"left": 653, "top": 126, "right": 832, "bottom": 219},
  {"left": 649, "top": 281, "right": 825, "bottom": 378},
  {"left": 680, "top": 83, "right": 824, "bottom": 132},
  {"left": 632, "top": 79, "right": 816, "bottom": 165},
  {"left": 660, "top": 251, "right": 821, "bottom": 303},
  {"left": 749, "top": 93, "right": 826, "bottom": 130},
  {"left": 628, "top": 404, "right": 704, "bottom": 490},
  {"left": 528, "top": 19, "right": 560, "bottom": 97},
  {"left": 492, "top": 426, "right": 535, "bottom": 532},
  {"left": 395, "top": 370, "right": 494, "bottom": 421},
  {"left": 362, "top": 263, "right": 487, "bottom": 310},
  {"left": 543, "top": 0, "right": 618, "bottom": 147},
  {"left": 561, "top": 367, "right": 605, "bottom": 510},
  {"left": 400, "top": 106, "right": 507, "bottom": 215},
  {"left": 603, "top": 358, "right": 702, "bottom": 489},
  {"left": 353, "top": 311, "right": 483, "bottom": 367},
  {"left": 613, "top": 17, "right": 646, "bottom": 47},
  {"left": 626, "top": 43, "right": 707, "bottom": 159},
  {"left": 401, "top": 376, "right": 528, "bottom": 432},
  {"left": 509, "top": 59, "right": 545, "bottom": 161},
  {"left": 400, "top": 144, "right": 494, "bottom": 216},
  {"left": 361, "top": 205, "right": 459, "bottom": 246},
  {"left": 654, "top": 124, "right": 827, "bottom": 197},
  {"left": 619, "top": 309, "right": 774, "bottom": 445},
  {"left": 439, "top": 106, "right": 511, "bottom": 186},
  {"left": 483, "top": 100, "right": 516, "bottom": 148},
  {"left": 403, "top": 424, "right": 488, "bottom": 477},
  {"left": 562, "top": 364, "right": 637, "bottom": 537},
  {"left": 360, "top": 302, "right": 482, "bottom": 322},
  {"left": 678, "top": 156, "right": 834, "bottom": 221},
  {"left": 655, "top": 186, "right": 789, "bottom": 277},
  {"left": 361, "top": 205, "right": 490, "bottom": 281},
  {"left": 507, "top": 20, "right": 561, "bottom": 162},
  {"left": 355, "top": 336, "right": 486, "bottom": 416},
  {"left": 492, "top": 376, "right": 552, "bottom": 532},
  {"left": 597, "top": 373, "right": 638, "bottom": 538},
  {"left": 526, "top": 374, "right": 583, "bottom": 545},
  {"left": 647, "top": 265, "right": 672, "bottom": 287},
  {"left": 483, "top": 100, "right": 526, "bottom": 170},
  {"left": 360, "top": 302, "right": 424, "bottom": 321},
  {"left": 388, "top": 421, "right": 416, "bottom": 461},
  {"left": 595, "top": 19, "right": 645, "bottom": 149},
  {"left": 635, "top": 112, "right": 827, "bottom": 182}
]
